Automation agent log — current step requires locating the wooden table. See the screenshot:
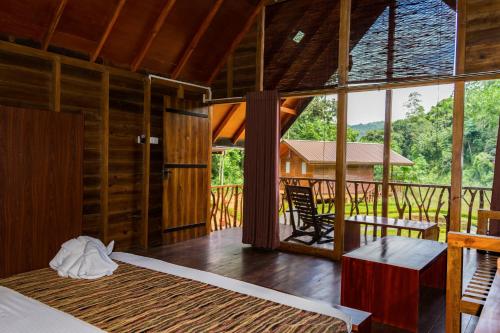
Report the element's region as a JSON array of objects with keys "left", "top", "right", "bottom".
[
  {"left": 475, "top": 269, "right": 500, "bottom": 333},
  {"left": 344, "top": 215, "right": 440, "bottom": 252},
  {"left": 341, "top": 236, "right": 447, "bottom": 332}
]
